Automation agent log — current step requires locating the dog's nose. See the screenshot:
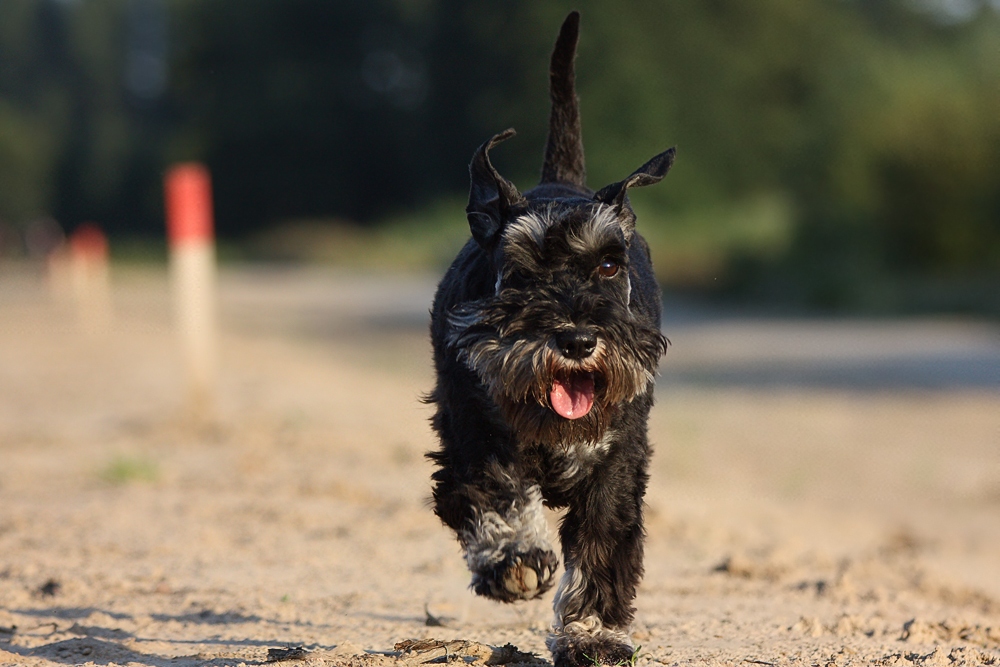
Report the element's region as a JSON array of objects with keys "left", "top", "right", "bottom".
[{"left": 556, "top": 330, "right": 597, "bottom": 360}]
